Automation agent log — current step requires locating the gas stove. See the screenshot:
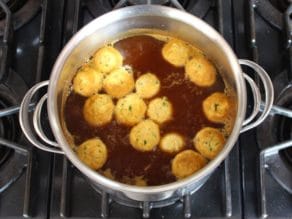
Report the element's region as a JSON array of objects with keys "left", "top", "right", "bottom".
[{"left": 0, "top": 0, "right": 291, "bottom": 219}]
